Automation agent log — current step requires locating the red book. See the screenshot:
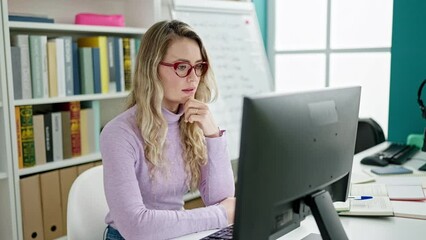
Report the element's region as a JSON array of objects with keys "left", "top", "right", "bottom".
[{"left": 55, "top": 101, "right": 81, "bottom": 157}]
